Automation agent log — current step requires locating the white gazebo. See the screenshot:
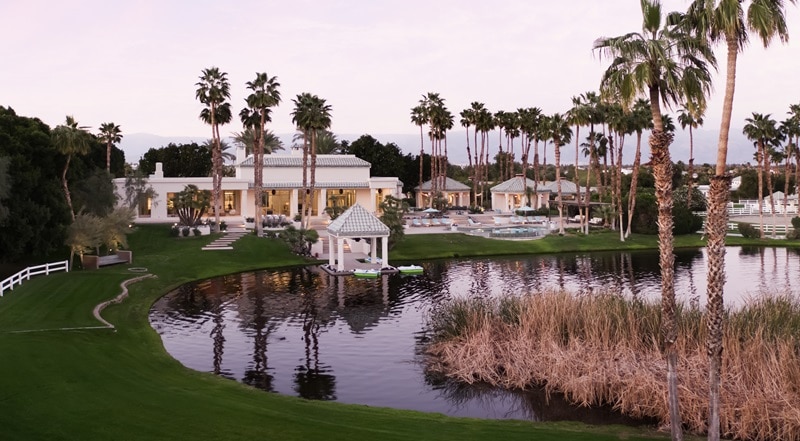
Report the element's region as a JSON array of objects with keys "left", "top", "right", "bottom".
[{"left": 326, "top": 203, "right": 391, "bottom": 272}]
